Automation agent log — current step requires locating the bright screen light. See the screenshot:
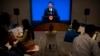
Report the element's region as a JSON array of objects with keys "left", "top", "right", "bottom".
[{"left": 31, "top": 0, "right": 71, "bottom": 21}]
